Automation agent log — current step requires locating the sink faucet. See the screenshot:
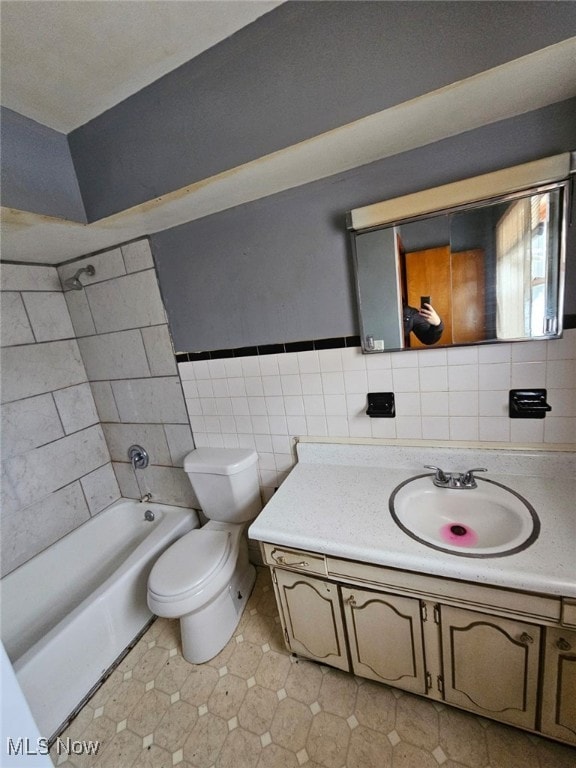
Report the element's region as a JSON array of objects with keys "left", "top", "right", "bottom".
[{"left": 424, "top": 466, "right": 487, "bottom": 489}]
